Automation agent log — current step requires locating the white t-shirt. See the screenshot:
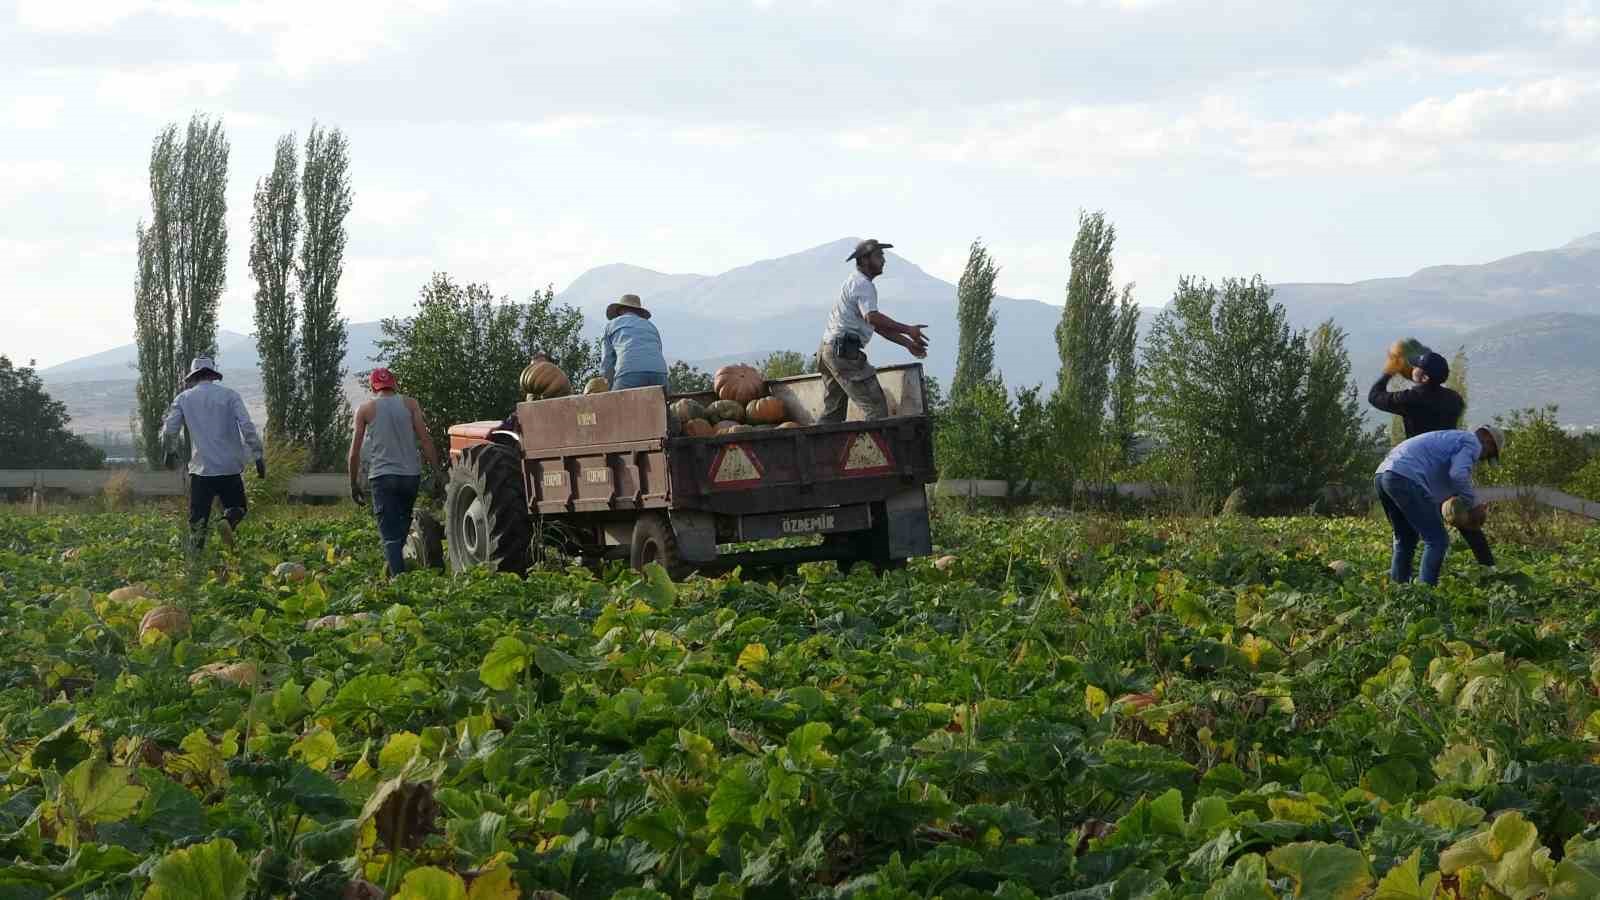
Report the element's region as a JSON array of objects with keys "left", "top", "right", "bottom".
[{"left": 822, "top": 270, "right": 878, "bottom": 345}]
